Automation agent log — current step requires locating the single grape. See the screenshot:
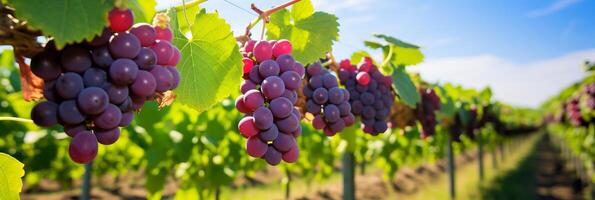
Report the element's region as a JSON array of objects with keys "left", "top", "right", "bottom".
[
  {"left": 238, "top": 116, "right": 259, "bottom": 138},
  {"left": 91, "top": 45, "right": 114, "bottom": 68},
  {"left": 246, "top": 136, "right": 268, "bottom": 158},
  {"left": 31, "top": 101, "right": 58, "bottom": 127},
  {"left": 306, "top": 62, "right": 323, "bottom": 76},
  {"left": 362, "top": 106, "right": 376, "bottom": 119},
  {"left": 95, "top": 127, "right": 121, "bottom": 145},
  {"left": 308, "top": 75, "right": 323, "bottom": 89},
  {"left": 276, "top": 54, "right": 295, "bottom": 73},
  {"left": 43, "top": 80, "right": 59, "bottom": 102},
  {"left": 356, "top": 71, "right": 370, "bottom": 85},
  {"left": 30, "top": 51, "right": 61, "bottom": 81},
  {"left": 130, "top": 23, "right": 156, "bottom": 47},
  {"left": 276, "top": 113, "right": 299, "bottom": 133},
  {"left": 166, "top": 67, "right": 180, "bottom": 89},
  {"left": 119, "top": 111, "right": 134, "bottom": 127},
  {"left": 56, "top": 72, "right": 84, "bottom": 99},
  {"left": 282, "top": 89, "right": 298, "bottom": 104},
  {"left": 240, "top": 80, "right": 257, "bottom": 94},
  {"left": 130, "top": 95, "right": 145, "bottom": 110},
  {"left": 64, "top": 124, "right": 87, "bottom": 137},
  {"left": 109, "top": 32, "right": 141, "bottom": 59},
  {"left": 351, "top": 100, "right": 363, "bottom": 115},
  {"left": 269, "top": 97, "right": 293, "bottom": 118},
  {"left": 243, "top": 89, "right": 265, "bottom": 112},
  {"left": 149, "top": 65, "right": 174, "bottom": 92},
  {"left": 82, "top": 68, "right": 107, "bottom": 87},
  {"left": 106, "top": 84, "right": 129, "bottom": 104},
  {"left": 360, "top": 92, "right": 375, "bottom": 105},
  {"left": 77, "top": 87, "right": 109, "bottom": 115},
  {"left": 322, "top": 74, "right": 338, "bottom": 89},
  {"left": 343, "top": 113, "right": 355, "bottom": 126},
  {"left": 261, "top": 76, "right": 285, "bottom": 99},
  {"left": 253, "top": 107, "right": 274, "bottom": 130},
  {"left": 312, "top": 114, "right": 326, "bottom": 129},
  {"left": 61, "top": 45, "right": 92, "bottom": 74},
  {"left": 272, "top": 133, "right": 294, "bottom": 152},
  {"left": 118, "top": 97, "right": 133, "bottom": 112},
  {"left": 280, "top": 71, "right": 301, "bottom": 90},
  {"left": 134, "top": 48, "right": 157, "bottom": 69},
  {"left": 338, "top": 101, "right": 351, "bottom": 116},
  {"left": 166, "top": 47, "right": 181, "bottom": 66},
  {"left": 282, "top": 145, "right": 299, "bottom": 163},
  {"left": 58, "top": 100, "right": 86, "bottom": 125},
  {"left": 328, "top": 87, "right": 344, "bottom": 104},
  {"left": 108, "top": 8, "right": 133, "bottom": 32},
  {"left": 235, "top": 95, "right": 251, "bottom": 113},
  {"left": 263, "top": 147, "right": 282, "bottom": 165},
  {"left": 306, "top": 100, "right": 321, "bottom": 115},
  {"left": 68, "top": 131, "right": 98, "bottom": 164},
  {"left": 259, "top": 124, "right": 279, "bottom": 142},
  {"left": 154, "top": 26, "right": 173, "bottom": 42},
  {"left": 93, "top": 104, "right": 122, "bottom": 130},
  {"left": 253, "top": 41, "right": 273, "bottom": 62},
  {"left": 313, "top": 88, "right": 329, "bottom": 105},
  {"left": 151, "top": 40, "right": 174, "bottom": 65},
  {"left": 131, "top": 70, "right": 157, "bottom": 97},
  {"left": 294, "top": 62, "right": 305, "bottom": 78},
  {"left": 373, "top": 121, "right": 388, "bottom": 133},
  {"left": 243, "top": 40, "right": 256, "bottom": 53},
  {"left": 109, "top": 59, "right": 139, "bottom": 85},
  {"left": 323, "top": 104, "right": 340, "bottom": 123},
  {"left": 272, "top": 39, "right": 292, "bottom": 58},
  {"left": 242, "top": 57, "right": 254, "bottom": 74},
  {"left": 258, "top": 60, "right": 280, "bottom": 78},
  {"left": 328, "top": 120, "right": 345, "bottom": 133}
]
